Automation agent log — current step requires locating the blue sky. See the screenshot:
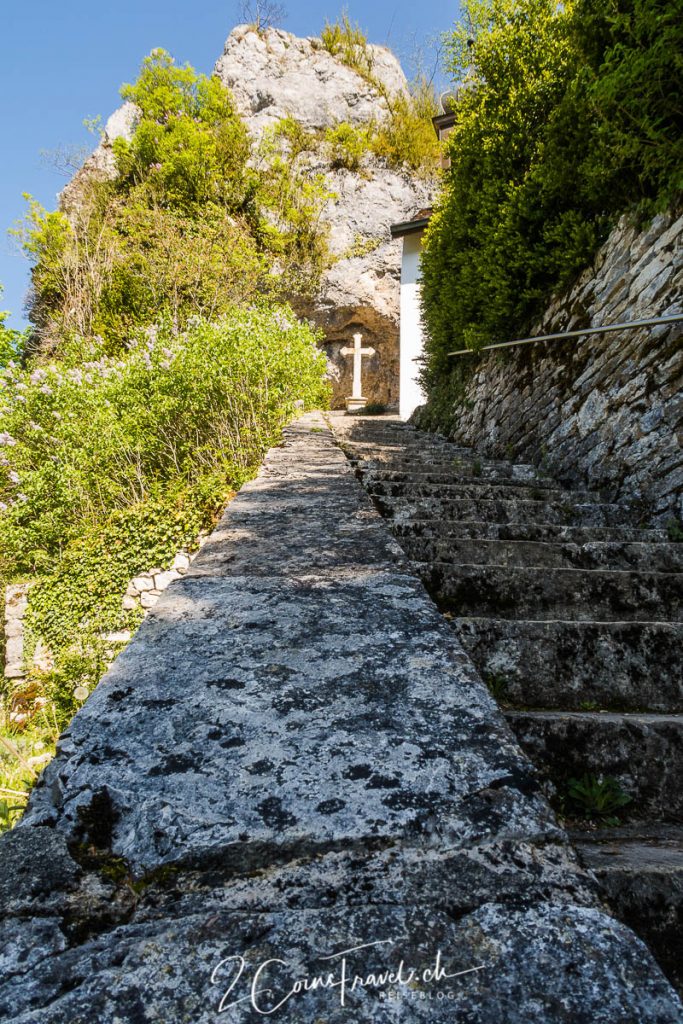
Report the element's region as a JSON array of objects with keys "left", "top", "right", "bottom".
[{"left": 0, "top": 0, "right": 459, "bottom": 329}]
